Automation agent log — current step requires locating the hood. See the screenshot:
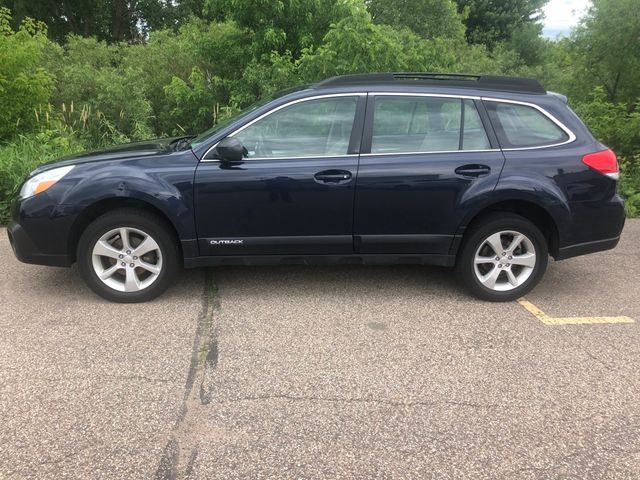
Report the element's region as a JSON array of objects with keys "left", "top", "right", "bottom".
[{"left": 37, "top": 137, "right": 183, "bottom": 172}]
